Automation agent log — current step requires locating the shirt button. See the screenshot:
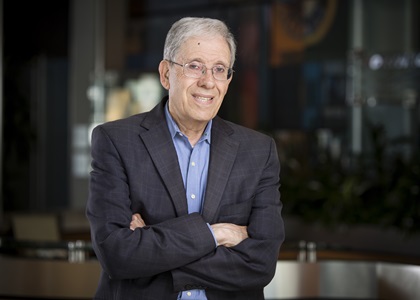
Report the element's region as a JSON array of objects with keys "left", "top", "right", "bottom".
[
  {"left": 191, "top": 161, "right": 196, "bottom": 167},
  {"left": 191, "top": 194, "right": 196, "bottom": 199},
  {"left": 187, "top": 291, "right": 192, "bottom": 296}
]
